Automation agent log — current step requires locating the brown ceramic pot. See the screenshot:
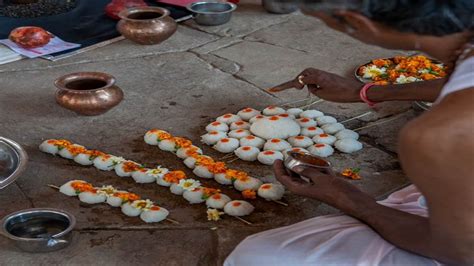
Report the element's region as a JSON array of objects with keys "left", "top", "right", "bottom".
[
  {"left": 55, "top": 72, "right": 123, "bottom": 116},
  {"left": 117, "top": 6, "right": 177, "bottom": 45}
]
